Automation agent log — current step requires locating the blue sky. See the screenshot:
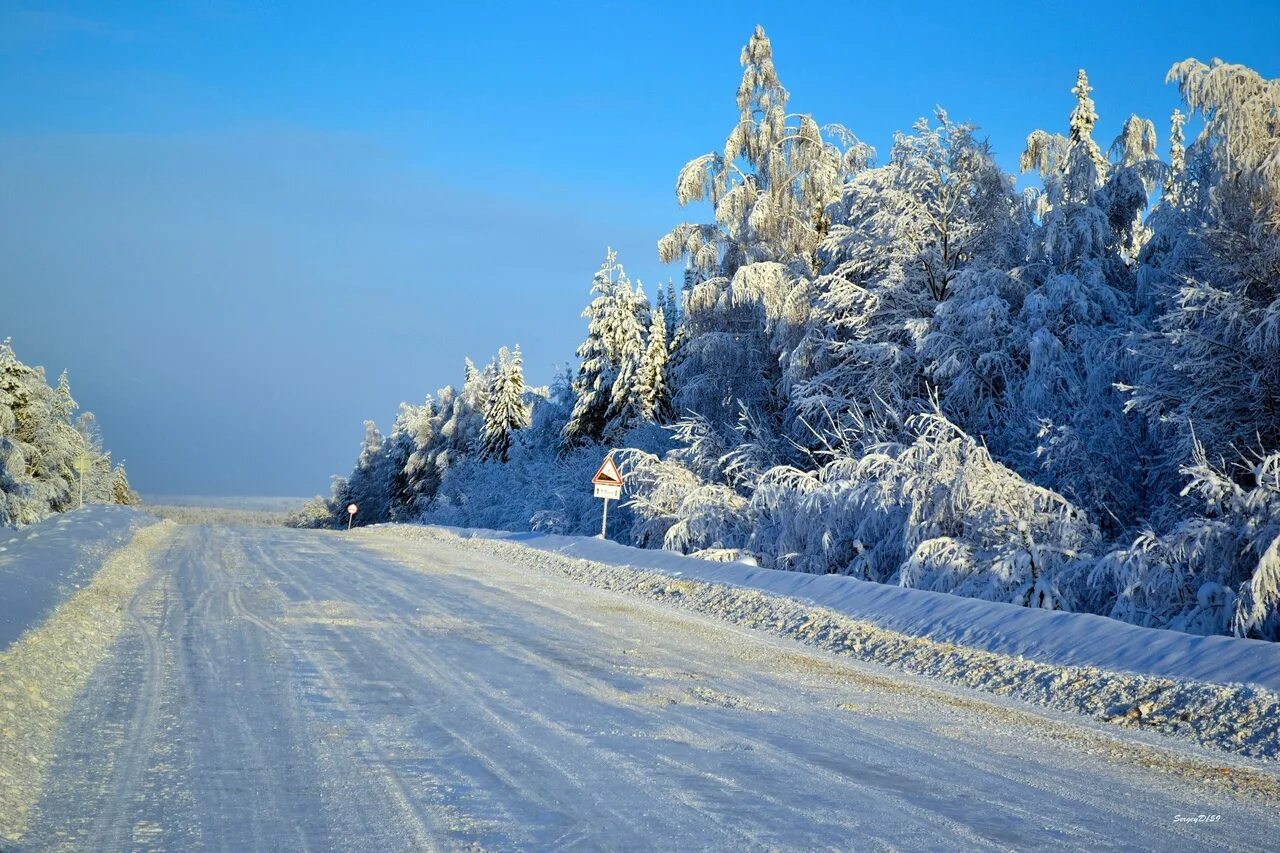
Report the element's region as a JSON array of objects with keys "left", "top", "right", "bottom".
[{"left": 2, "top": 1, "right": 1277, "bottom": 496}]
